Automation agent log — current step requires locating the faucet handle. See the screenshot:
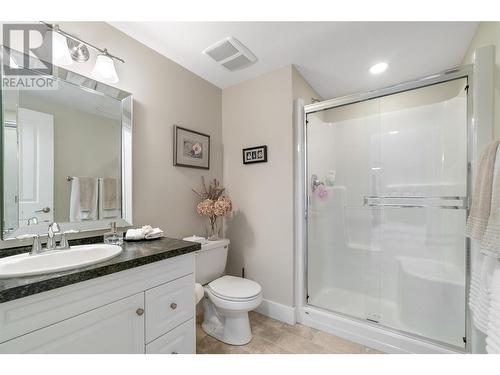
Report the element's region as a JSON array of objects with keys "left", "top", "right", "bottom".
[
  {"left": 47, "top": 222, "right": 61, "bottom": 250},
  {"left": 30, "top": 235, "right": 43, "bottom": 256},
  {"left": 48, "top": 222, "right": 61, "bottom": 236},
  {"left": 58, "top": 232, "right": 71, "bottom": 250}
]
